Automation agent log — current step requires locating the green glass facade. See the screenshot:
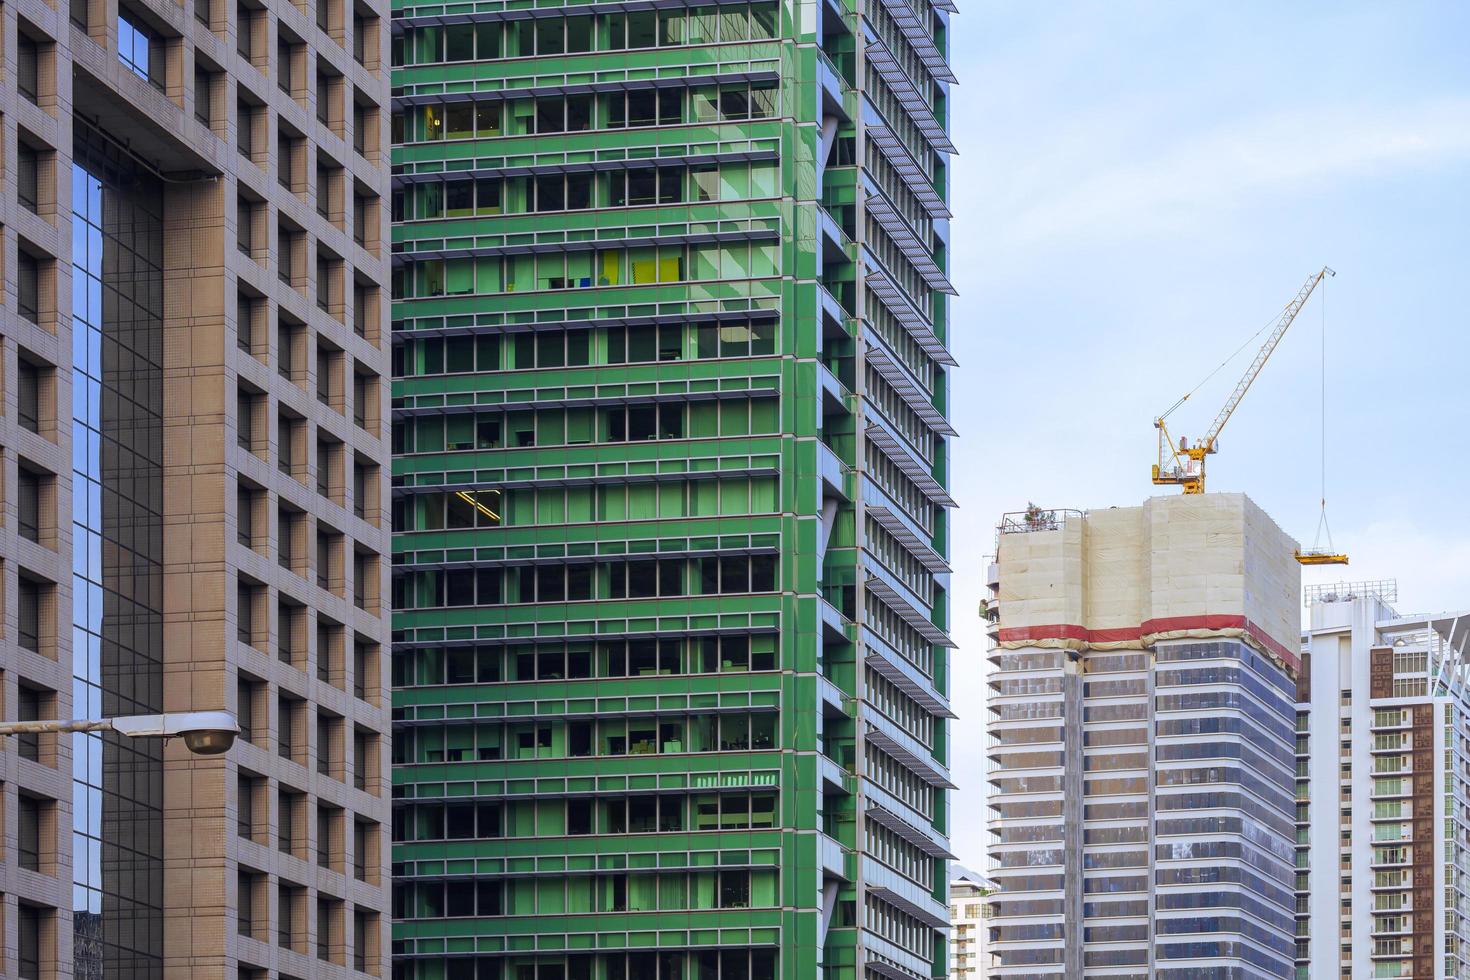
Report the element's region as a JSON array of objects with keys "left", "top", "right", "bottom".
[{"left": 387, "top": 0, "right": 956, "bottom": 974}]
